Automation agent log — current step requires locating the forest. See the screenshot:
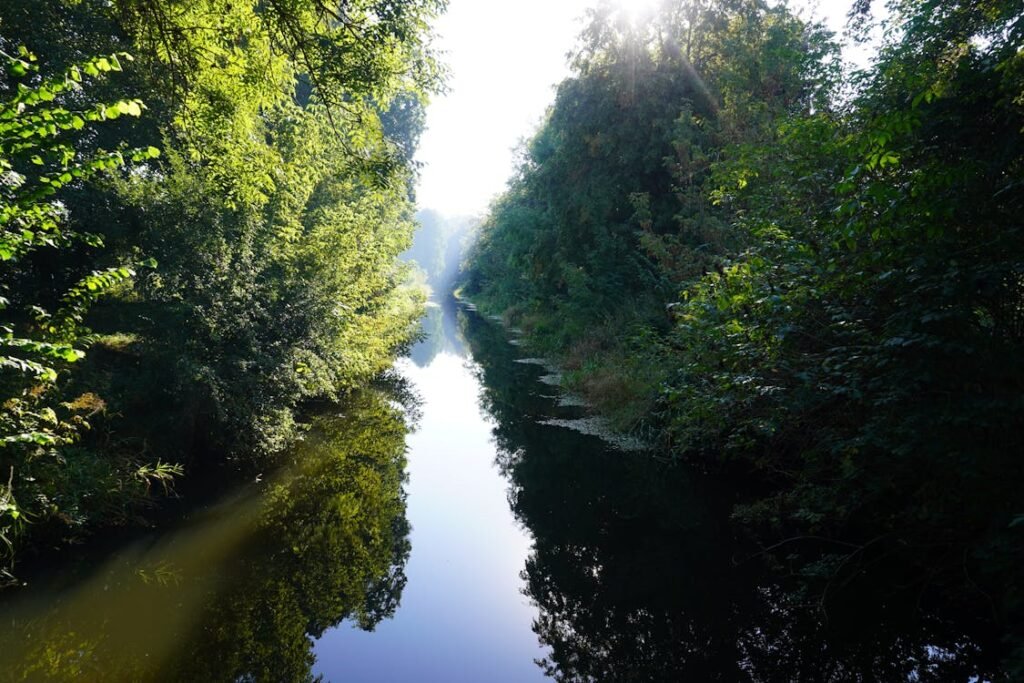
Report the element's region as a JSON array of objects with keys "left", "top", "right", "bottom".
[{"left": 463, "top": 0, "right": 1024, "bottom": 675}]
